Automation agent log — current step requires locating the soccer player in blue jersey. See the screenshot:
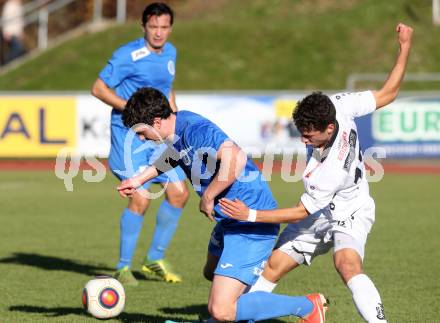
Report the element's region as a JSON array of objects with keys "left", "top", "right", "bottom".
[
  {"left": 91, "top": 2, "right": 189, "bottom": 286},
  {"left": 117, "top": 87, "right": 329, "bottom": 323}
]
